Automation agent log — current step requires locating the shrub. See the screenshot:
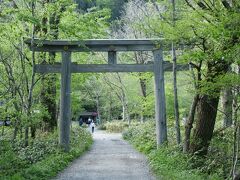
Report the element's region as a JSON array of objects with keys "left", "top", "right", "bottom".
[
  {"left": 149, "top": 147, "right": 221, "bottom": 180},
  {"left": 123, "top": 120, "right": 156, "bottom": 154},
  {"left": 0, "top": 126, "right": 92, "bottom": 180},
  {"left": 0, "top": 141, "right": 28, "bottom": 176},
  {"left": 105, "top": 120, "right": 129, "bottom": 133},
  {"left": 122, "top": 120, "right": 222, "bottom": 180}
]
